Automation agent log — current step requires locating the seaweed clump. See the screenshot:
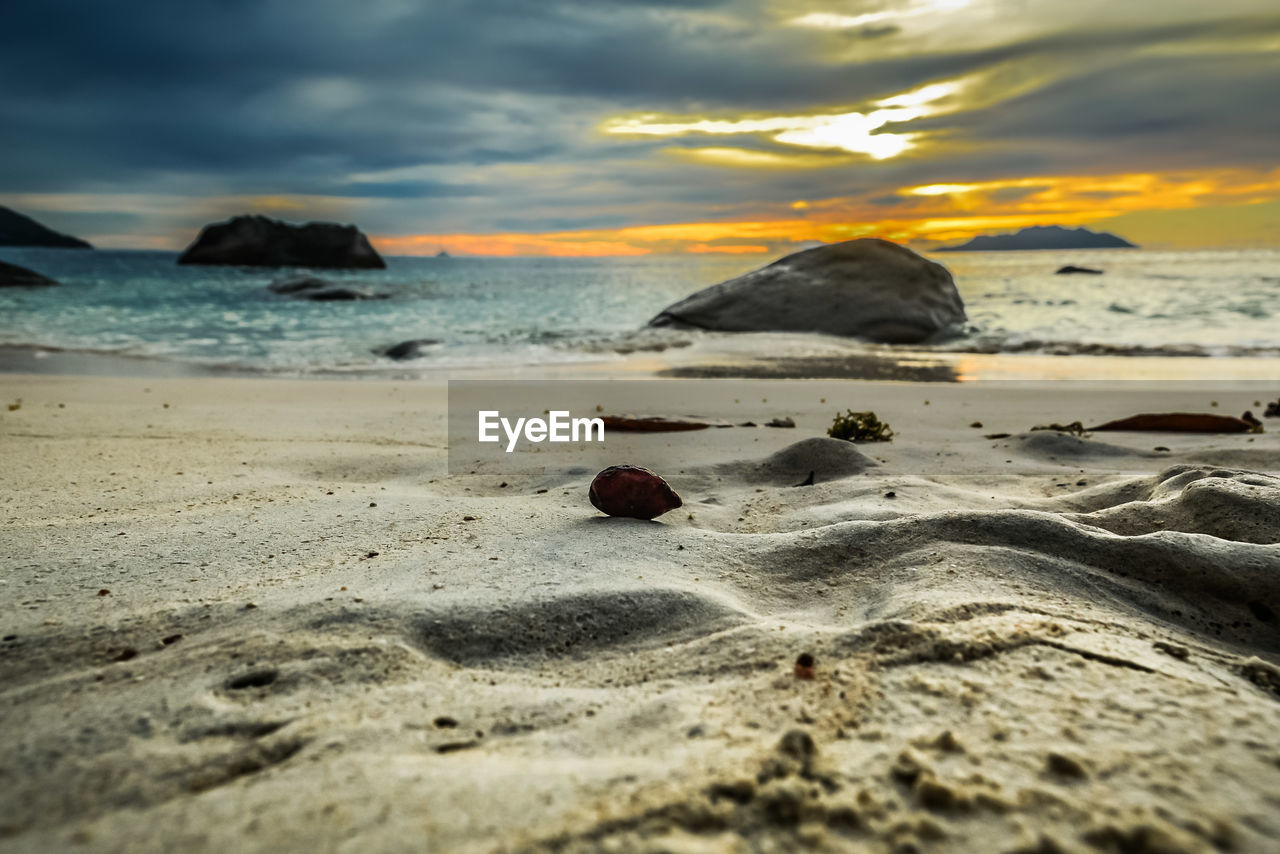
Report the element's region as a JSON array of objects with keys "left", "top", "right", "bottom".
[
  {"left": 828, "top": 410, "right": 893, "bottom": 443},
  {"left": 1031, "top": 421, "right": 1089, "bottom": 437}
]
